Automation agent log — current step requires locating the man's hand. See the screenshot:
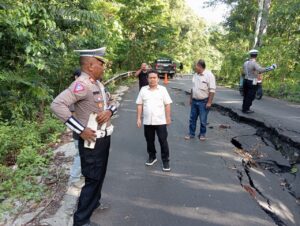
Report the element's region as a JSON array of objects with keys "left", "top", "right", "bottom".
[
  {"left": 166, "top": 117, "right": 172, "bottom": 125},
  {"left": 266, "top": 64, "right": 277, "bottom": 72},
  {"left": 272, "top": 64, "right": 277, "bottom": 69},
  {"left": 80, "top": 128, "right": 96, "bottom": 142},
  {"left": 206, "top": 102, "right": 212, "bottom": 109},
  {"left": 96, "top": 110, "right": 112, "bottom": 124},
  {"left": 137, "top": 118, "right": 142, "bottom": 128}
]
